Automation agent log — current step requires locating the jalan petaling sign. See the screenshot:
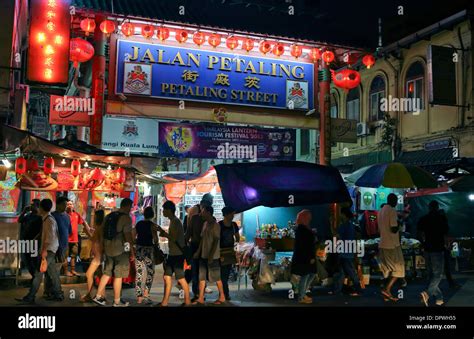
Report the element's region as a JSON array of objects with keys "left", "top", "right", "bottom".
[{"left": 115, "top": 39, "right": 314, "bottom": 110}]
